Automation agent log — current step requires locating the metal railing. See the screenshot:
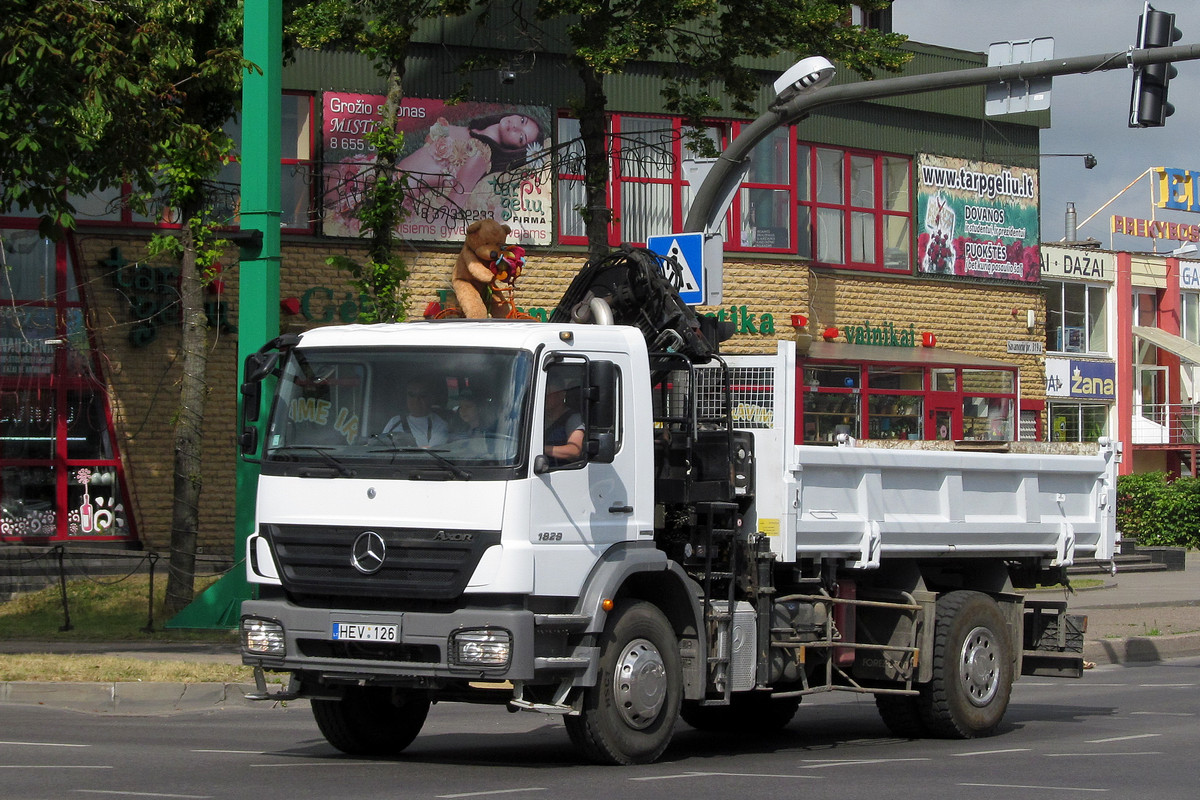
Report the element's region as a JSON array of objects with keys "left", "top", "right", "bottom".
[{"left": 1133, "top": 403, "right": 1200, "bottom": 445}]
